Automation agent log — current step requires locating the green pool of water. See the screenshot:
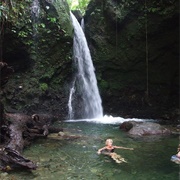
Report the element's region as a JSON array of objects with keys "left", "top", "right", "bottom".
[{"left": 2, "top": 121, "right": 179, "bottom": 180}]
